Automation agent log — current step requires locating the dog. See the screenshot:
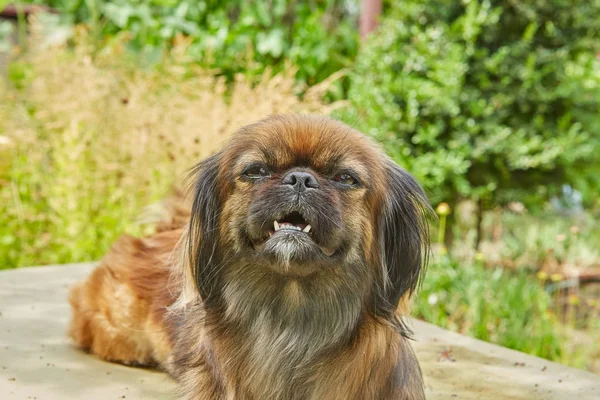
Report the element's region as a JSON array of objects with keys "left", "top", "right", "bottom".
[{"left": 68, "top": 115, "right": 431, "bottom": 399}]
